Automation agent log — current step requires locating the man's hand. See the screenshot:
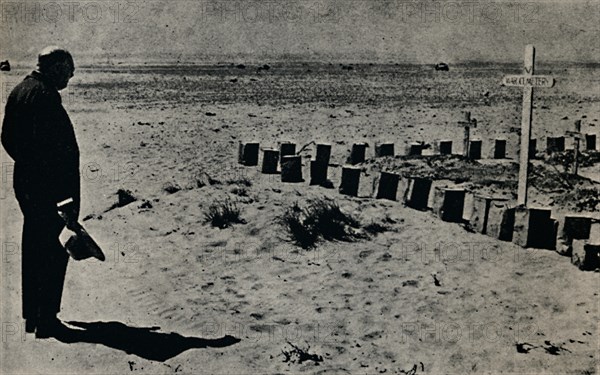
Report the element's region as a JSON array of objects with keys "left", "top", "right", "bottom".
[
  {"left": 57, "top": 198, "right": 78, "bottom": 230},
  {"left": 62, "top": 208, "right": 78, "bottom": 230}
]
